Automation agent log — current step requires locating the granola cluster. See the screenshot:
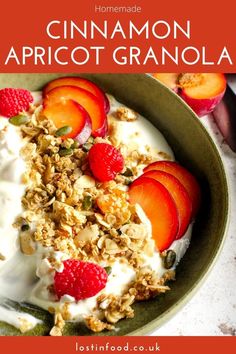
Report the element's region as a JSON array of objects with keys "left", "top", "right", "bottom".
[{"left": 17, "top": 100, "right": 174, "bottom": 334}]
